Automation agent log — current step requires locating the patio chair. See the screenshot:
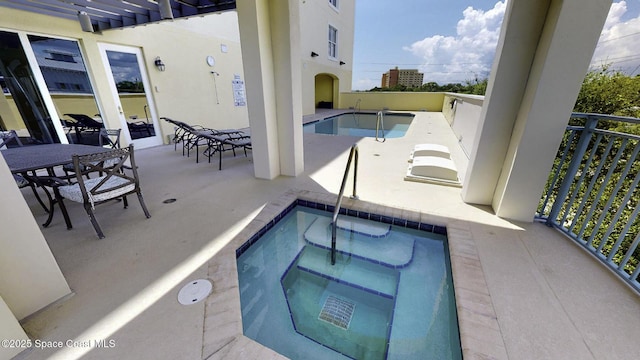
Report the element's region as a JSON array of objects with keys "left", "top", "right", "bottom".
[
  {"left": 161, "top": 117, "right": 215, "bottom": 158},
  {"left": 0, "top": 129, "right": 22, "bottom": 148},
  {"left": 99, "top": 128, "right": 122, "bottom": 149},
  {"left": 199, "top": 131, "right": 252, "bottom": 170},
  {"left": 63, "top": 128, "right": 122, "bottom": 177},
  {"left": 50, "top": 144, "right": 151, "bottom": 239},
  {"left": 1, "top": 130, "right": 53, "bottom": 212}
]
